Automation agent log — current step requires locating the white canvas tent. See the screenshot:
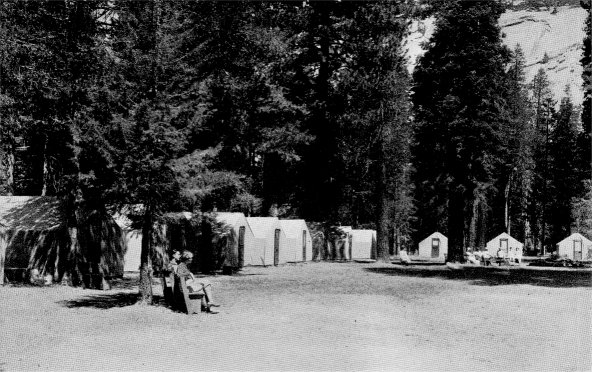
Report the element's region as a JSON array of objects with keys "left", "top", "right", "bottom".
[
  {"left": 246, "top": 217, "right": 287, "bottom": 266},
  {"left": 278, "top": 219, "right": 313, "bottom": 263},
  {"left": 486, "top": 233, "right": 523, "bottom": 256},
  {"left": 556, "top": 233, "right": 592, "bottom": 260},
  {"left": 113, "top": 205, "right": 176, "bottom": 272},
  {"left": 349, "top": 229, "right": 376, "bottom": 260},
  {"left": 418, "top": 232, "right": 448, "bottom": 260},
  {"left": 113, "top": 207, "right": 143, "bottom": 272},
  {"left": 216, "top": 212, "right": 257, "bottom": 267}
]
